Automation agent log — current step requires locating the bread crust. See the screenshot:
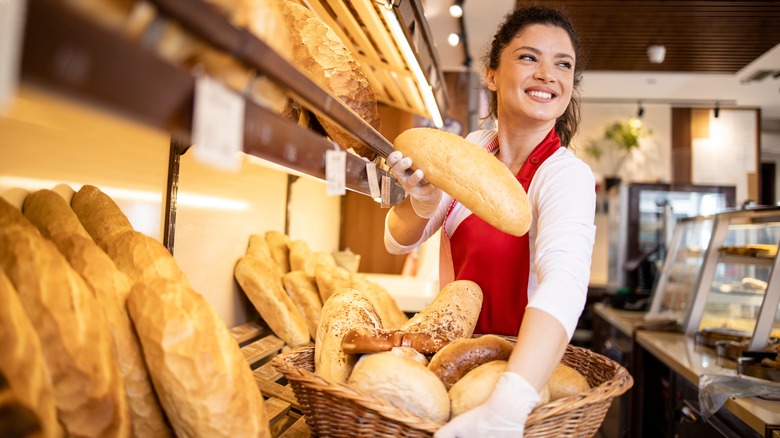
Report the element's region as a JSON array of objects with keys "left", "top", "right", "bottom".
[
  {"left": 428, "top": 335, "right": 514, "bottom": 390},
  {"left": 394, "top": 128, "right": 531, "bottom": 237}
]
